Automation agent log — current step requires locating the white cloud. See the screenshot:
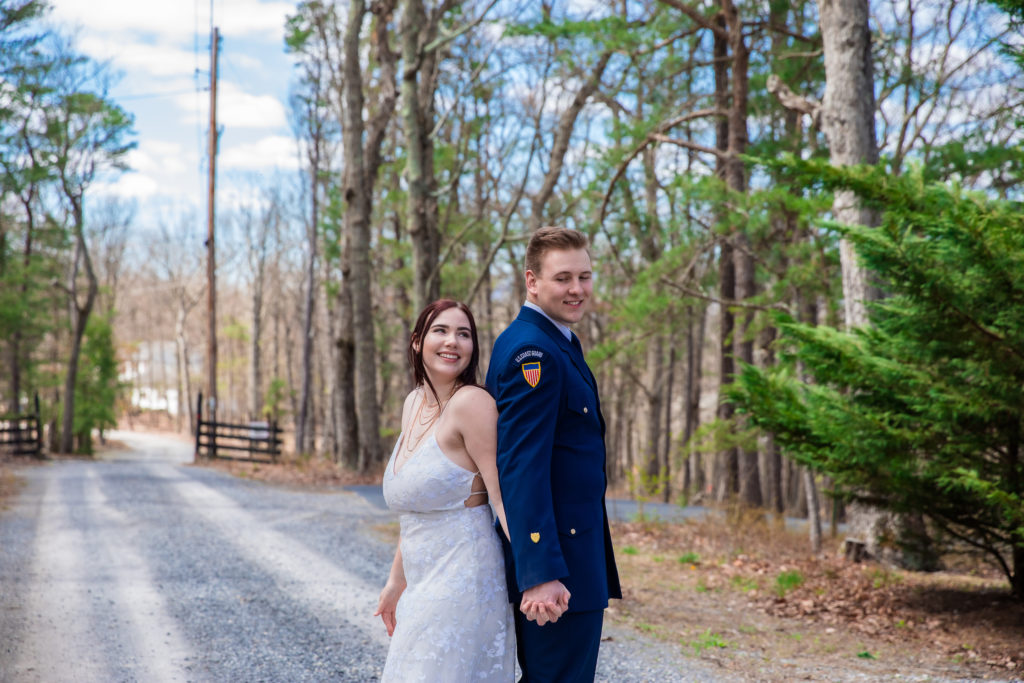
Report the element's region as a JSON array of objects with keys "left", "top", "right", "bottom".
[
  {"left": 94, "top": 172, "right": 162, "bottom": 201},
  {"left": 45, "top": 1, "right": 298, "bottom": 229},
  {"left": 78, "top": 37, "right": 198, "bottom": 79},
  {"left": 174, "top": 81, "right": 287, "bottom": 129},
  {"left": 128, "top": 140, "right": 189, "bottom": 176},
  {"left": 219, "top": 135, "right": 298, "bottom": 171},
  {"left": 219, "top": 82, "right": 288, "bottom": 128},
  {"left": 50, "top": 0, "right": 294, "bottom": 42}
]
